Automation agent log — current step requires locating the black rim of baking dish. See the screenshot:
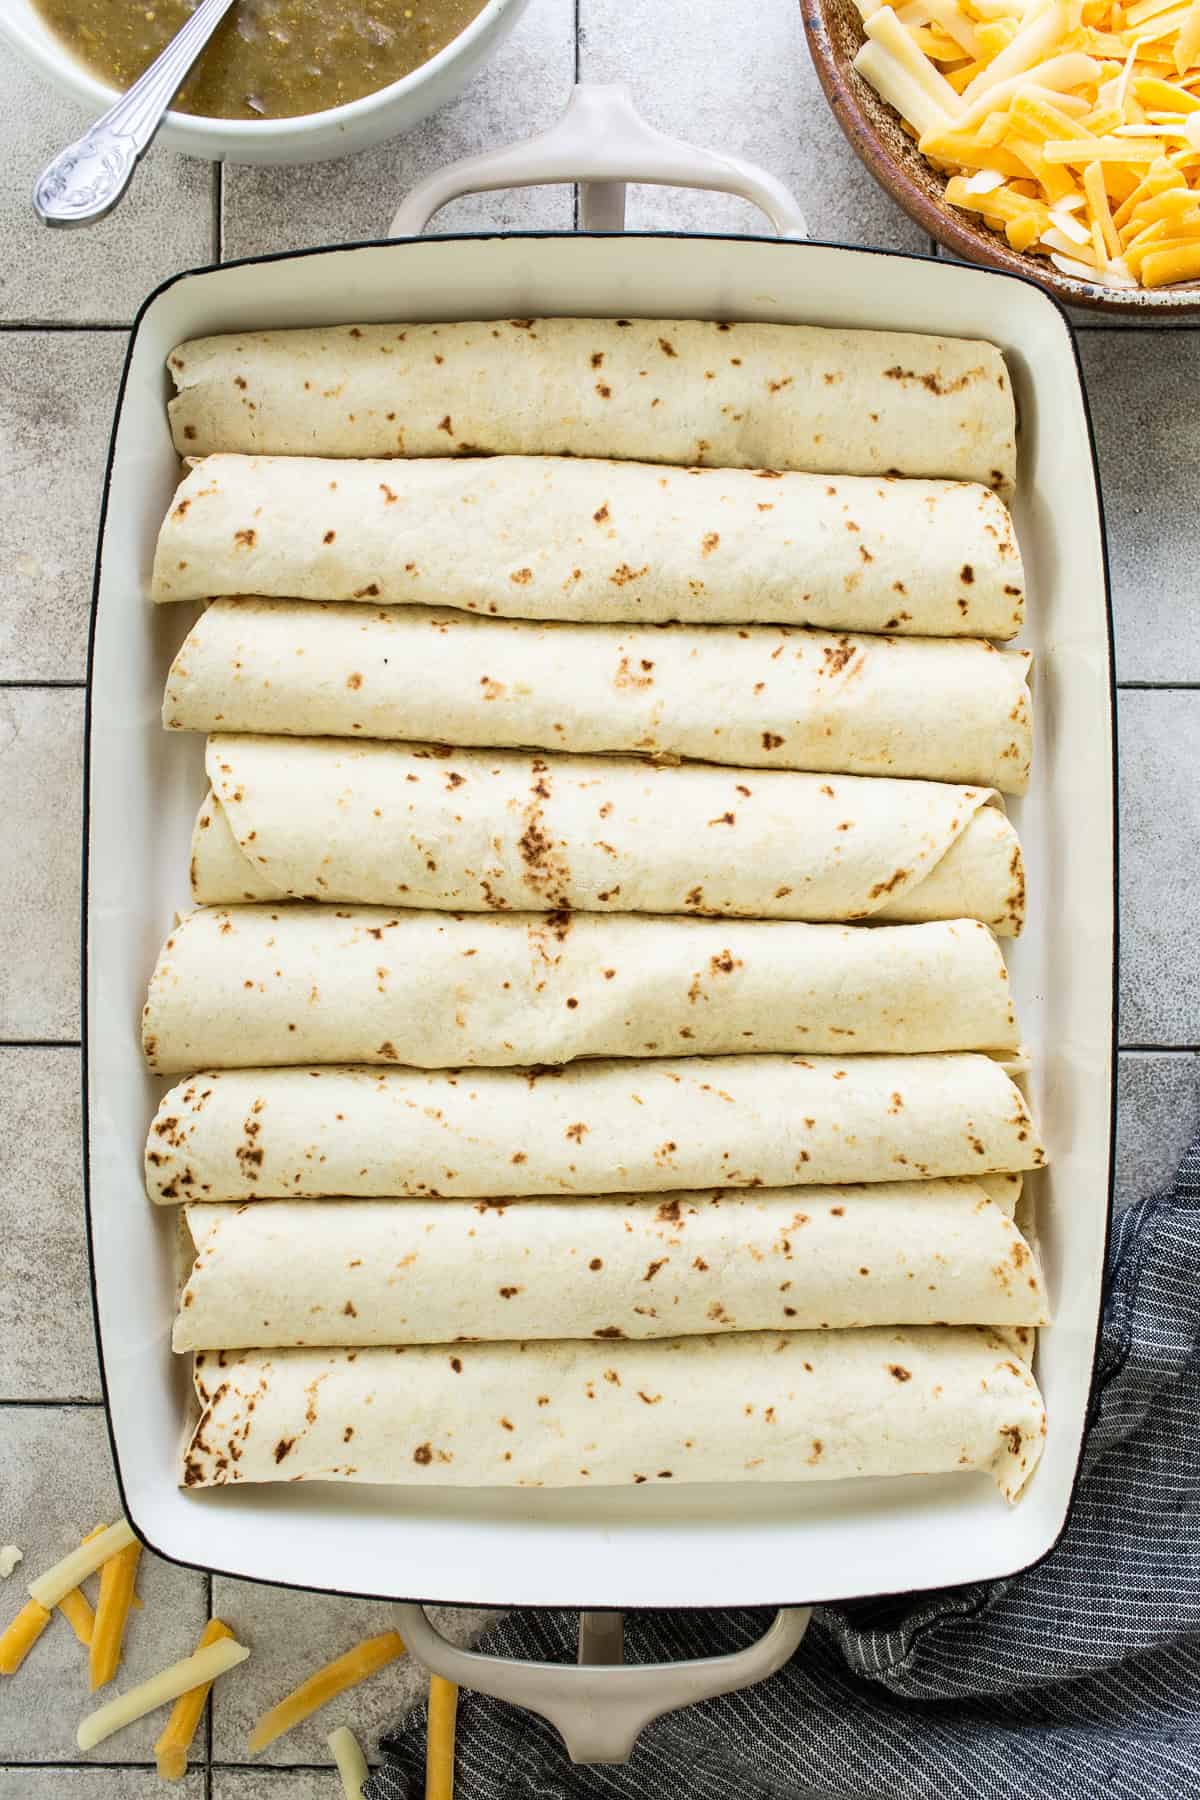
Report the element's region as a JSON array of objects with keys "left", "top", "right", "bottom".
[{"left": 80, "top": 228, "right": 1120, "bottom": 1612}]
